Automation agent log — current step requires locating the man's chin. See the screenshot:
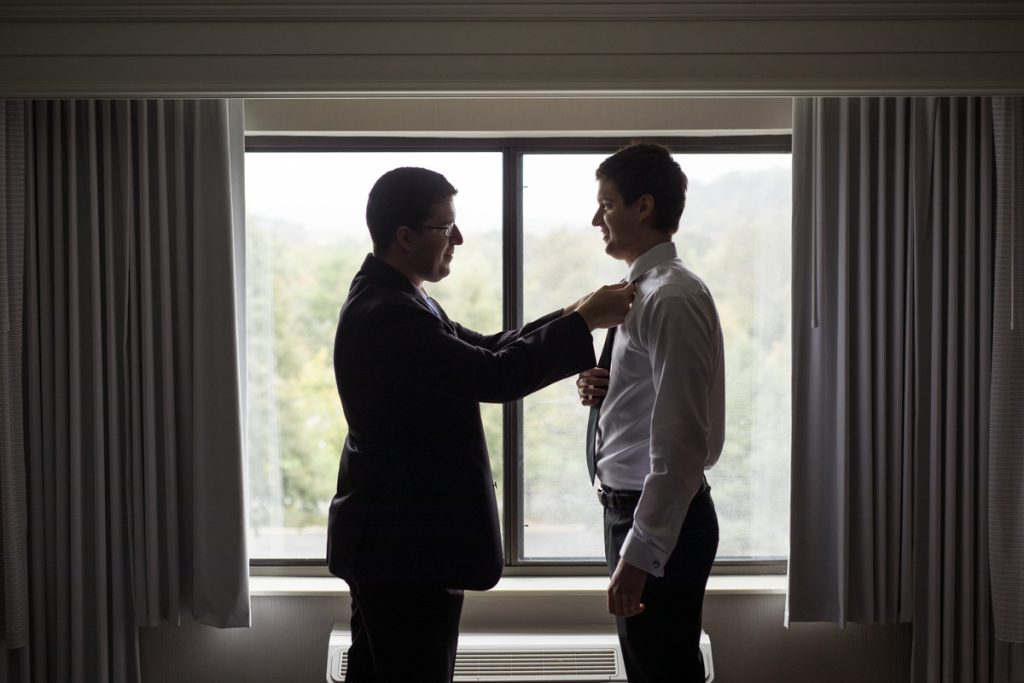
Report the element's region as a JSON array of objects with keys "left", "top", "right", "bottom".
[{"left": 426, "top": 266, "right": 451, "bottom": 283}]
